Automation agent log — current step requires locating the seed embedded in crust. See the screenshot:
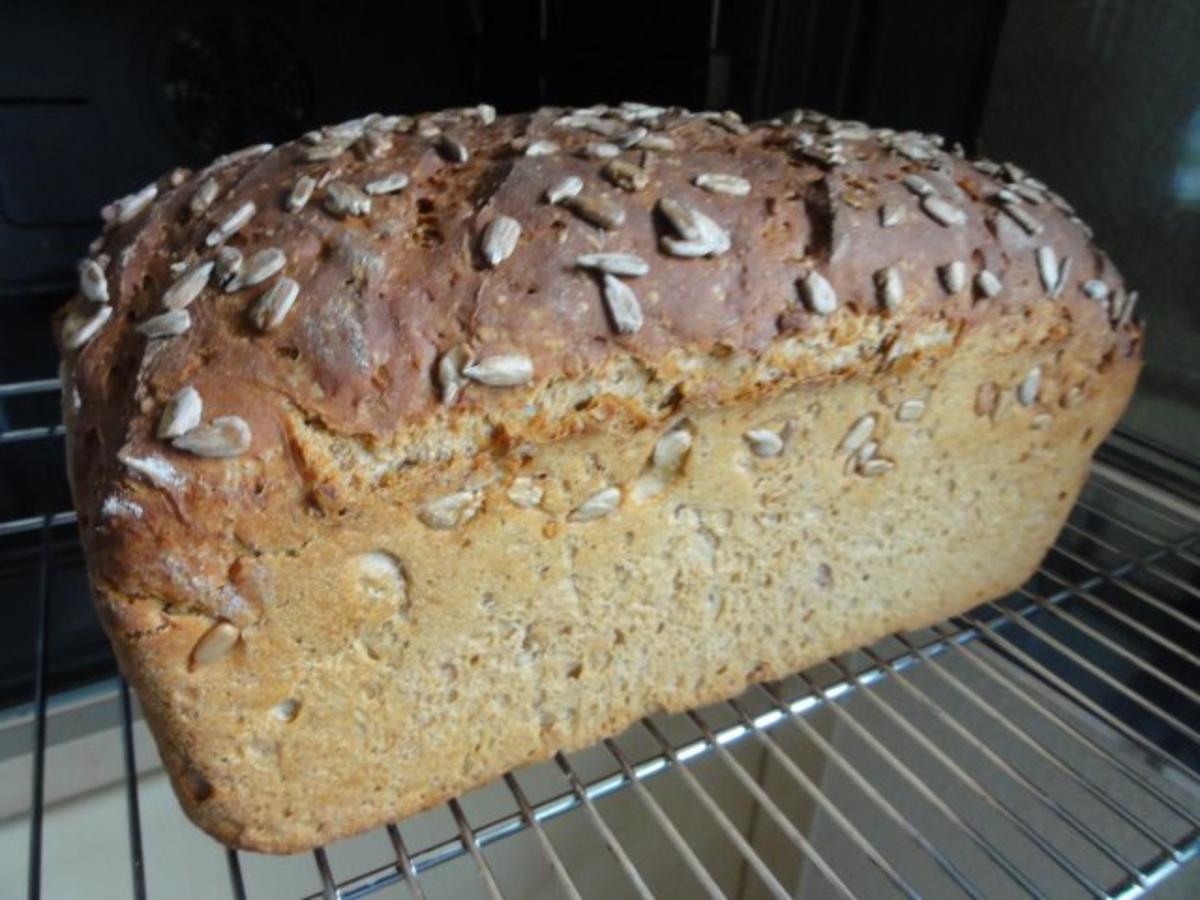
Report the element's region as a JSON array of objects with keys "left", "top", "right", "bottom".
[
  {"left": 938, "top": 261, "right": 966, "bottom": 294},
  {"left": 172, "top": 415, "right": 252, "bottom": 458},
  {"left": 839, "top": 414, "right": 876, "bottom": 454},
  {"left": 800, "top": 270, "right": 837, "bottom": 315},
  {"left": 901, "top": 174, "right": 935, "bottom": 197},
  {"left": 568, "top": 486, "right": 621, "bottom": 522},
  {"left": 162, "top": 261, "right": 214, "bottom": 310},
  {"left": 1035, "top": 246, "right": 1059, "bottom": 294},
  {"left": 136, "top": 309, "right": 191, "bottom": 339},
  {"left": 300, "top": 139, "right": 351, "bottom": 162},
  {"left": 507, "top": 477, "right": 543, "bottom": 509},
  {"left": 78, "top": 259, "right": 109, "bottom": 304},
  {"left": 874, "top": 266, "right": 902, "bottom": 311},
  {"left": 920, "top": 195, "right": 966, "bottom": 227},
  {"left": 157, "top": 385, "right": 203, "bottom": 439},
  {"left": 1082, "top": 279, "right": 1109, "bottom": 301},
  {"left": 694, "top": 173, "right": 751, "bottom": 196},
  {"left": 1017, "top": 367, "right": 1041, "bottom": 407},
  {"left": 1000, "top": 203, "right": 1042, "bottom": 235},
  {"left": 975, "top": 382, "right": 999, "bottom": 418},
  {"left": 463, "top": 354, "right": 534, "bottom": 387},
  {"left": 190, "top": 621, "right": 240, "bottom": 669},
  {"left": 63, "top": 304, "right": 112, "bottom": 350},
  {"left": 189, "top": 178, "right": 220, "bottom": 217},
  {"left": 896, "top": 399, "right": 926, "bottom": 422},
  {"left": 480, "top": 216, "right": 522, "bottom": 267},
  {"left": 287, "top": 175, "right": 317, "bottom": 212},
  {"left": 437, "top": 133, "right": 470, "bottom": 163},
  {"left": 879, "top": 204, "right": 905, "bottom": 227},
  {"left": 581, "top": 141, "right": 620, "bottom": 159},
  {"left": 1052, "top": 256, "right": 1072, "bottom": 299},
  {"left": 230, "top": 248, "right": 286, "bottom": 291},
  {"left": 657, "top": 198, "right": 730, "bottom": 257},
  {"left": 364, "top": 172, "right": 410, "bottom": 195},
  {"left": 575, "top": 252, "right": 649, "bottom": 277},
  {"left": 651, "top": 427, "right": 693, "bottom": 472},
  {"left": 419, "top": 490, "right": 482, "bottom": 529},
  {"left": 546, "top": 176, "right": 584, "bottom": 205},
  {"left": 603, "top": 159, "right": 649, "bottom": 192},
  {"left": 744, "top": 429, "right": 784, "bottom": 458},
  {"left": 113, "top": 183, "right": 158, "bottom": 225},
  {"left": 975, "top": 269, "right": 1002, "bottom": 299},
  {"left": 562, "top": 194, "right": 626, "bottom": 230},
  {"left": 250, "top": 277, "right": 300, "bottom": 331},
  {"left": 525, "top": 139, "right": 560, "bottom": 156},
  {"left": 858, "top": 458, "right": 896, "bottom": 477},
  {"left": 436, "top": 345, "right": 472, "bottom": 405},
  {"left": 323, "top": 182, "right": 371, "bottom": 218},
  {"left": 602, "top": 273, "right": 644, "bottom": 334},
  {"left": 205, "top": 200, "right": 256, "bottom": 247},
  {"left": 214, "top": 246, "right": 243, "bottom": 289}
]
